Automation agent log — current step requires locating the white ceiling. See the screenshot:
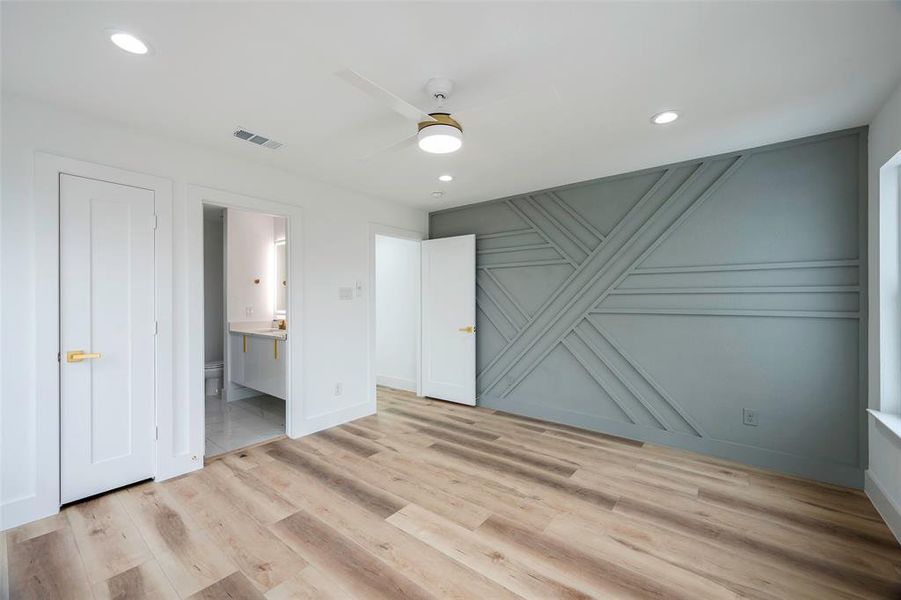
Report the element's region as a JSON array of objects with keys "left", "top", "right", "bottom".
[{"left": 4, "top": 2, "right": 901, "bottom": 210}]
